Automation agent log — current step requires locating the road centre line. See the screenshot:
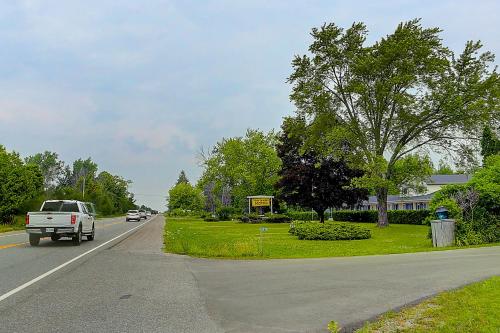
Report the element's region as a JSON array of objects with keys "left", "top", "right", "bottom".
[
  {"left": 0, "top": 243, "right": 27, "bottom": 250},
  {"left": 0, "top": 216, "right": 156, "bottom": 303}
]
